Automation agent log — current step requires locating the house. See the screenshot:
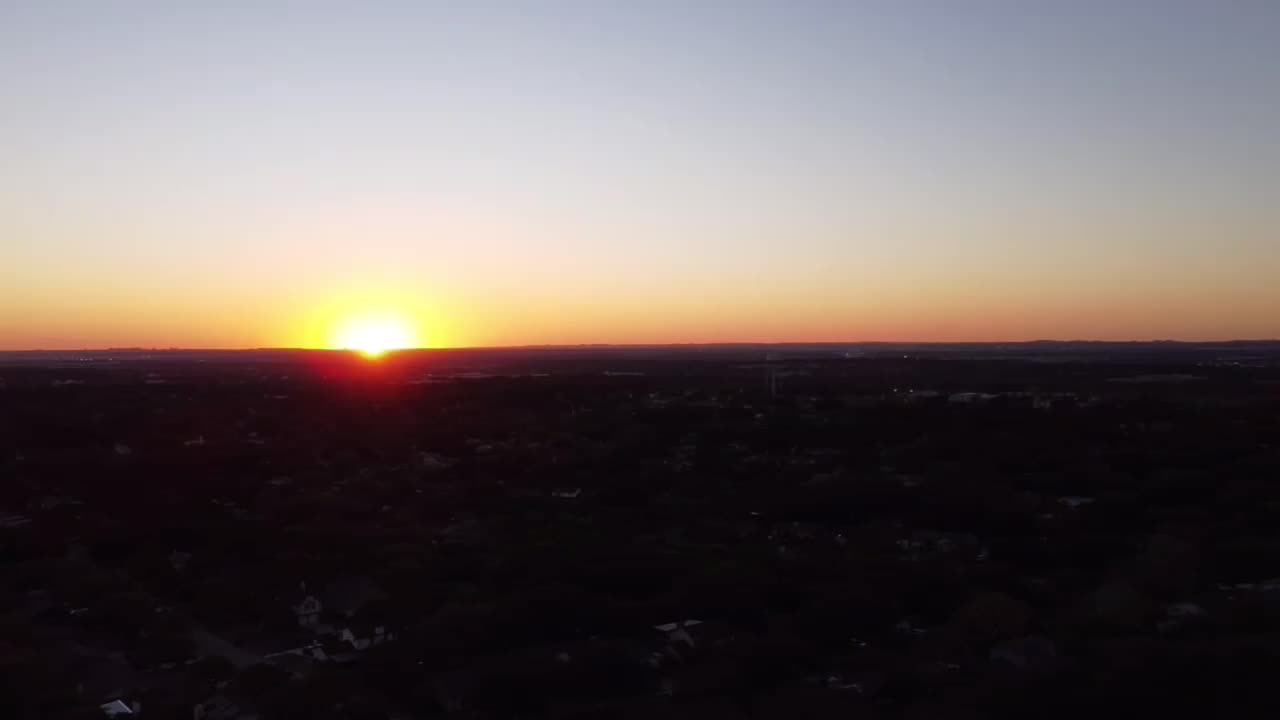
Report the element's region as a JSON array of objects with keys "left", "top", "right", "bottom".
[
  {"left": 100, "top": 699, "right": 139, "bottom": 717},
  {"left": 289, "top": 576, "right": 383, "bottom": 629},
  {"left": 418, "top": 452, "right": 455, "bottom": 470},
  {"left": 291, "top": 592, "right": 322, "bottom": 628},
  {"left": 652, "top": 620, "right": 707, "bottom": 663},
  {"left": 339, "top": 623, "right": 393, "bottom": 650},
  {"left": 169, "top": 550, "right": 192, "bottom": 573},
  {"left": 654, "top": 619, "right": 702, "bottom": 646},
  {"left": 1158, "top": 602, "right": 1207, "bottom": 632}
]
